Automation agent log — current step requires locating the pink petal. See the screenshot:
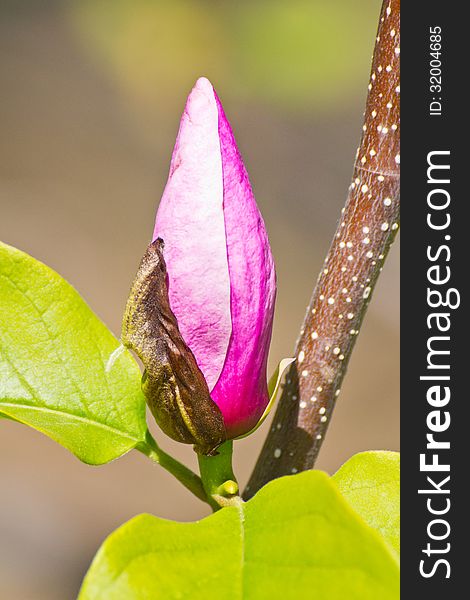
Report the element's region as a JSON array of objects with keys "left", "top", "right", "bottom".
[
  {"left": 153, "top": 78, "right": 231, "bottom": 391},
  {"left": 211, "top": 89, "right": 277, "bottom": 438}
]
